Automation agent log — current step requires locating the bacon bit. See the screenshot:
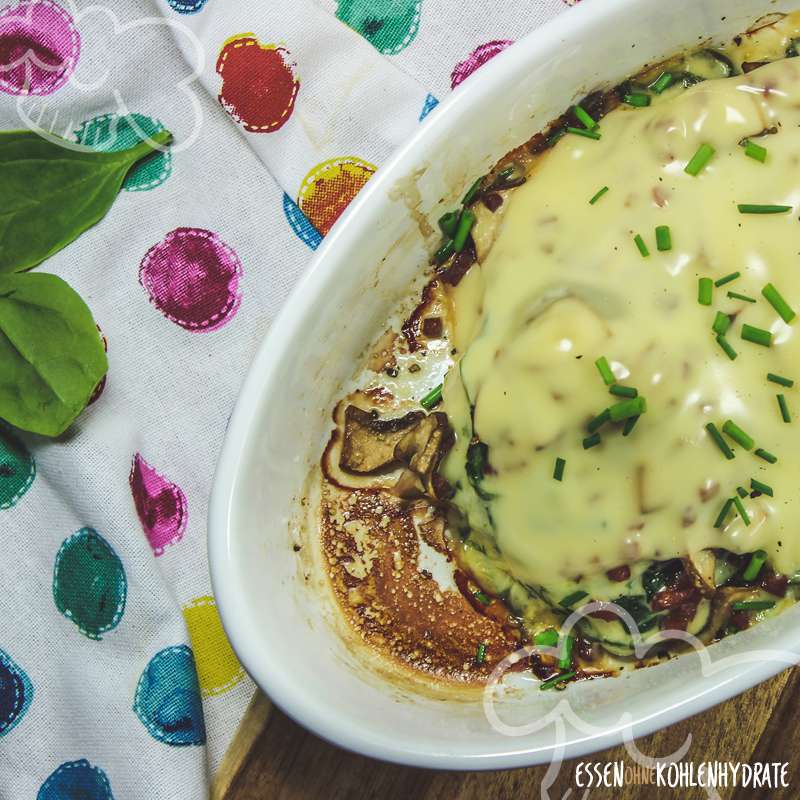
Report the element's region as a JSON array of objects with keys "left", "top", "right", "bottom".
[
  {"left": 575, "top": 636, "right": 596, "bottom": 662},
  {"left": 742, "top": 60, "right": 770, "bottom": 73},
  {"left": 482, "top": 192, "right": 503, "bottom": 212},
  {"left": 421, "top": 317, "right": 443, "bottom": 338},
  {"left": 530, "top": 652, "right": 559, "bottom": 680},
  {"left": 606, "top": 564, "right": 631, "bottom": 582},
  {"left": 761, "top": 570, "right": 788, "bottom": 598},
  {"left": 730, "top": 611, "right": 750, "bottom": 631},
  {"left": 652, "top": 186, "right": 668, "bottom": 208},
  {"left": 437, "top": 238, "right": 477, "bottom": 287},
  {"left": 401, "top": 280, "right": 436, "bottom": 352},
  {"left": 662, "top": 601, "right": 699, "bottom": 631},
  {"left": 453, "top": 569, "right": 508, "bottom": 625},
  {"left": 588, "top": 607, "right": 618, "bottom": 622},
  {"left": 364, "top": 386, "right": 394, "bottom": 403},
  {"left": 652, "top": 587, "right": 700, "bottom": 610}
]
